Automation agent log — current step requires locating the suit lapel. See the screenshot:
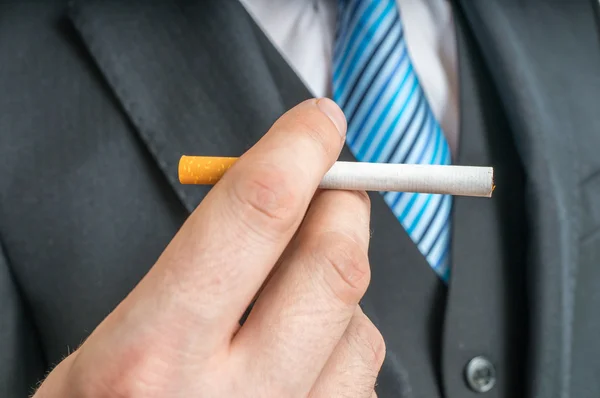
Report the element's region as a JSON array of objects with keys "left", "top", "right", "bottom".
[{"left": 68, "top": 0, "right": 286, "bottom": 212}]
